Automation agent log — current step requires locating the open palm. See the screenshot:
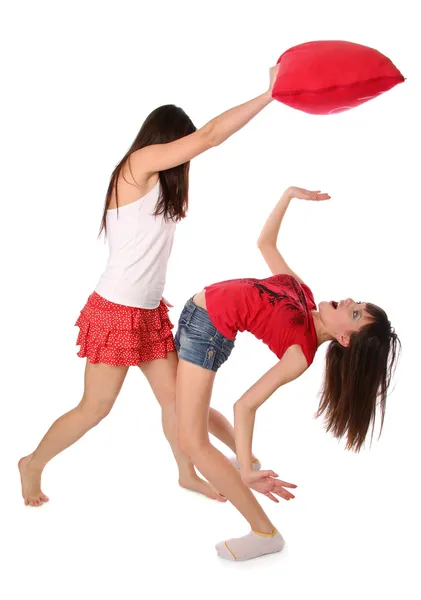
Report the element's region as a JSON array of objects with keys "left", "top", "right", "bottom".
[
  {"left": 288, "top": 186, "right": 331, "bottom": 201},
  {"left": 242, "top": 470, "right": 297, "bottom": 503}
]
